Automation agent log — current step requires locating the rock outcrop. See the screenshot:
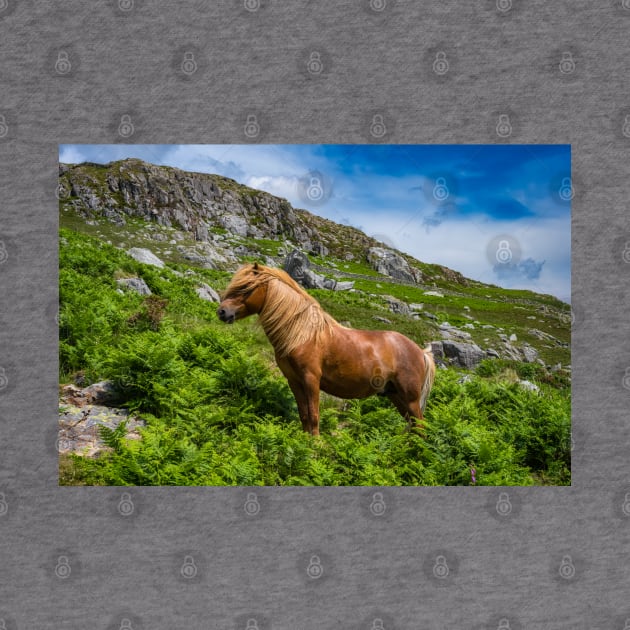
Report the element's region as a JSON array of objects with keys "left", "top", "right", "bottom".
[
  {"left": 366, "top": 247, "right": 422, "bottom": 284},
  {"left": 195, "top": 283, "right": 221, "bottom": 303},
  {"left": 126, "top": 247, "right": 165, "bottom": 268},
  {"left": 439, "top": 322, "right": 473, "bottom": 342},
  {"left": 283, "top": 250, "right": 353, "bottom": 291},
  {"left": 60, "top": 159, "right": 323, "bottom": 251},
  {"left": 176, "top": 242, "right": 236, "bottom": 269},
  {"left": 382, "top": 295, "right": 411, "bottom": 316},
  {"left": 59, "top": 381, "right": 144, "bottom": 458},
  {"left": 520, "top": 344, "right": 539, "bottom": 363},
  {"left": 116, "top": 277, "right": 152, "bottom": 295},
  {"left": 431, "top": 340, "right": 486, "bottom": 369}
]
